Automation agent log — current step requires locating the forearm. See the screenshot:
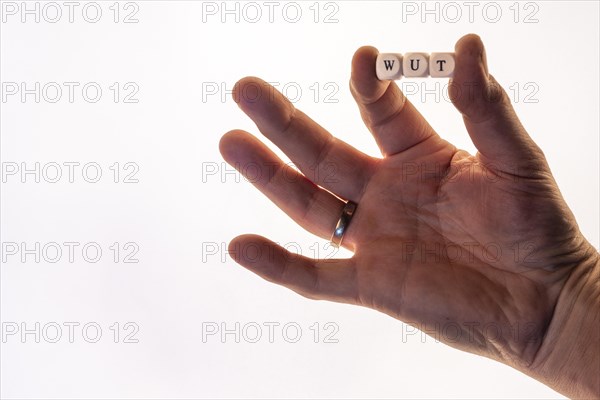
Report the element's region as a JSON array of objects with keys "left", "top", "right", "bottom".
[{"left": 528, "top": 247, "right": 600, "bottom": 398}]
